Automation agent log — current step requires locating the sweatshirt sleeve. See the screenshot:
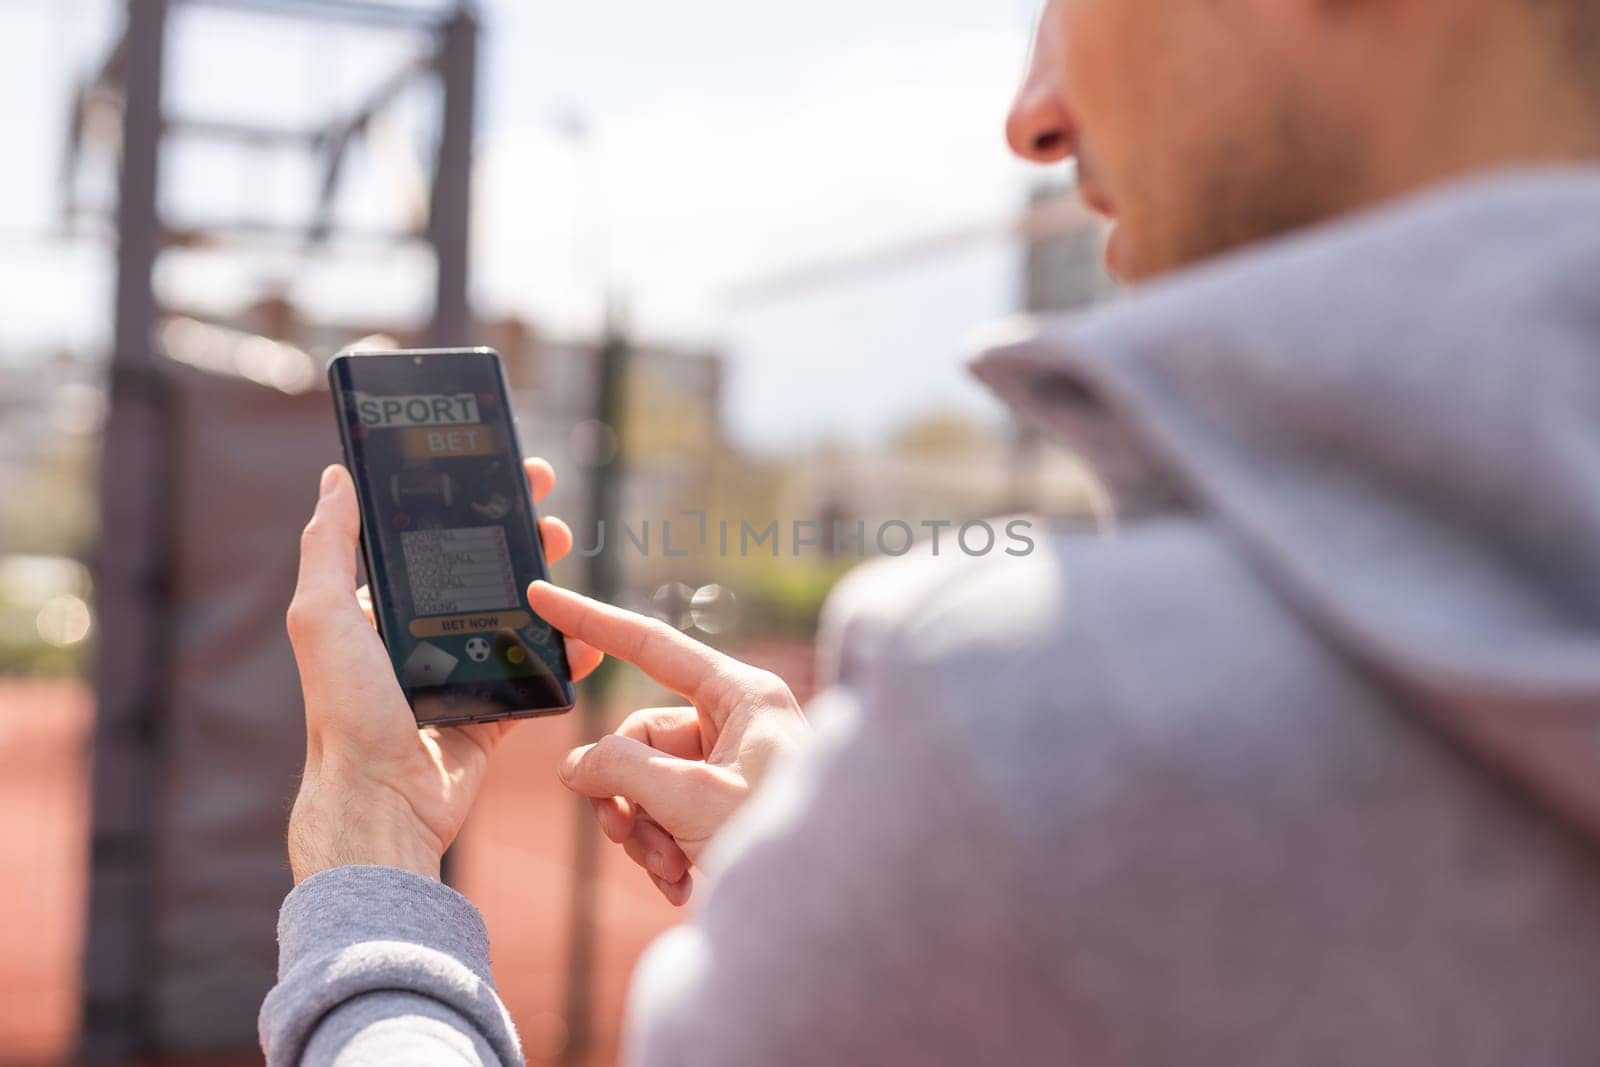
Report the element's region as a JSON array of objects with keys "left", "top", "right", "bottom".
[
  {"left": 259, "top": 865, "right": 523, "bottom": 1067},
  {"left": 619, "top": 655, "right": 1086, "bottom": 1066}
]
